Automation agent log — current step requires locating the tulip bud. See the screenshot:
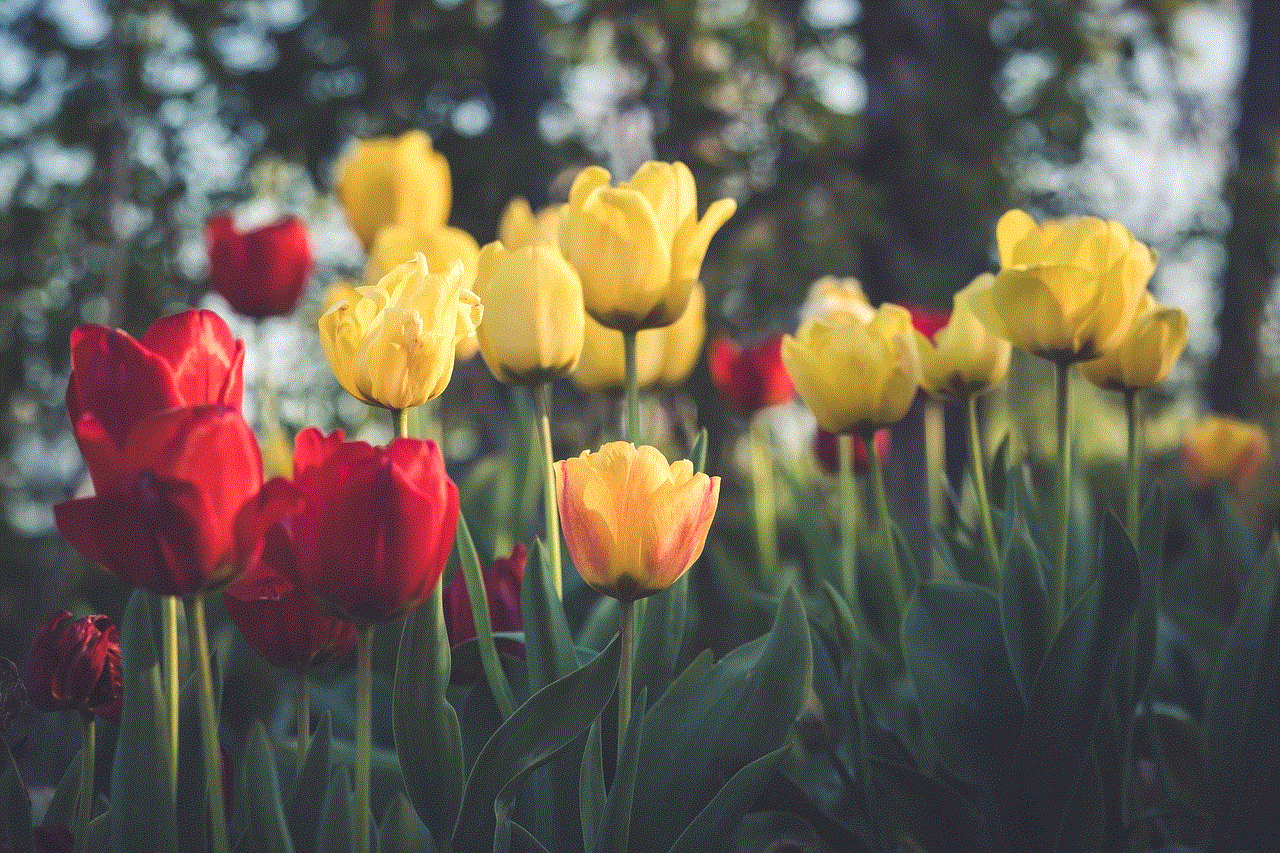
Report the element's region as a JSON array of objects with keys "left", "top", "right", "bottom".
[
  {"left": 318, "top": 254, "right": 483, "bottom": 410},
  {"left": 556, "top": 442, "right": 719, "bottom": 601},
  {"left": 205, "top": 213, "right": 313, "bottom": 319},
  {"left": 914, "top": 275, "right": 1012, "bottom": 401},
  {"left": 474, "top": 242, "right": 585, "bottom": 385},
  {"left": 498, "top": 198, "right": 562, "bottom": 250},
  {"left": 1181, "top": 416, "right": 1270, "bottom": 491},
  {"left": 442, "top": 543, "right": 526, "bottom": 681},
  {"left": 335, "top": 130, "right": 452, "bottom": 250},
  {"left": 26, "top": 611, "right": 122, "bottom": 722},
  {"left": 1080, "top": 291, "right": 1188, "bottom": 392},
  {"left": 708, "top": 334, "right": 794, "bottom": 414}
]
